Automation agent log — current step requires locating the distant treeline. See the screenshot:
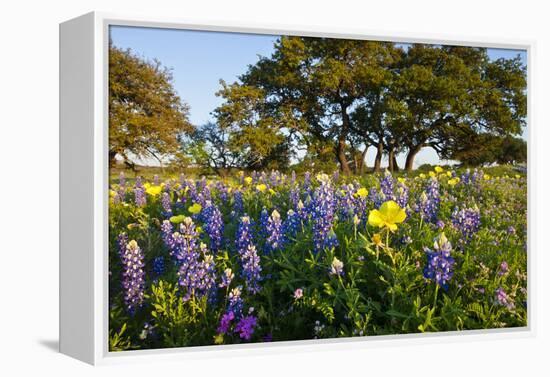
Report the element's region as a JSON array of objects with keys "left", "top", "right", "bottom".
[{"left": 109, "top": 37, "right": 527, "bottom": 174}]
